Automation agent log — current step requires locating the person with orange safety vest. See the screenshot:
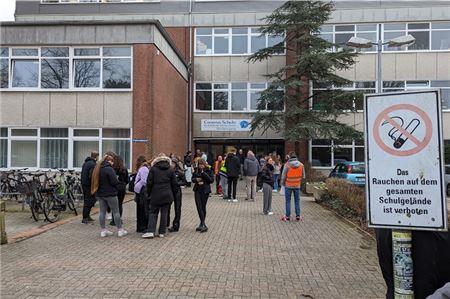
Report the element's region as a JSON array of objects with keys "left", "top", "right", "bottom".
[{"left": 280, "top": 152, "right": 305, "bottom": 222}]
